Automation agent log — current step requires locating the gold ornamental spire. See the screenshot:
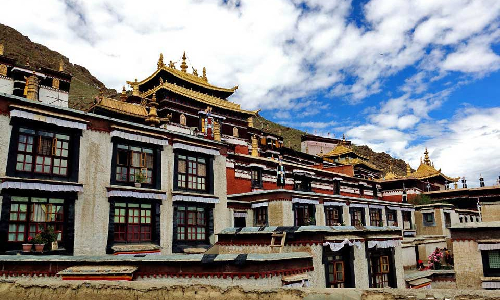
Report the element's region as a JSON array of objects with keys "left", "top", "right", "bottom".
[
  {"left": 202, "top": 67, "right": 207, "bottom": 82},
  {"left": 423, "top": 148, "right": 431, "bottom": 165},
  {"left": 120, "top": 86, "right": 127, "bottom": 101},
  {"left": 180, "top": 51, "right": 188, "bottom": 73},
  {"left": 0, "top": 44, "right": 4, "bottom": 56},
  {"left": 157, "top": 53, "right": 165, "bottom": 69},
  {"left": 145, "top": 93, "right": 160, "bottom": 126},
  {"left": 58, "top": 59, "right": 64, "bottom": 72},
  {"left": 406, "top": 163, "right": 411, "bottom": 176}
]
